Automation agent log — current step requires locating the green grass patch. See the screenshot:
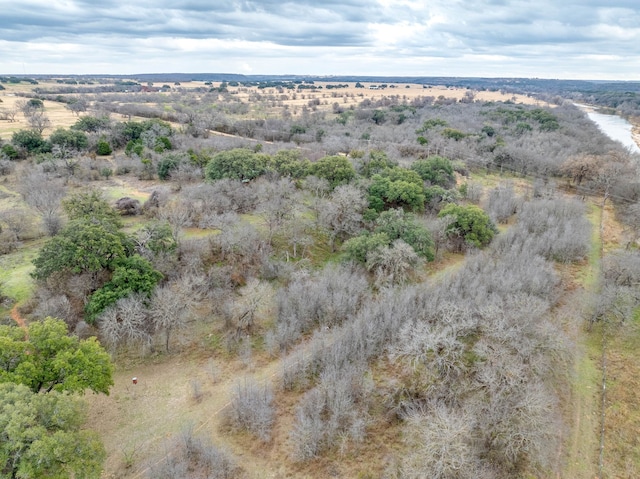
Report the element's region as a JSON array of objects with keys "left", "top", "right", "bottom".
[
  {"left": 101, "top": 185, "right": 150, "bottom": 203},
  {"left": 0, "top": 245, "right": 38, "bottom": 303},
  {"left": 0, "top": 184, "right": 20, "bottom": 200},
  {"left": 183, "top": 227, "right": 219, "bottom": 239},
  {"left": 562, "top": 328, "right": 600, "bottom": 479},
  {"left": 239, "top": 213, "right": 263, "bottom": 226},
  {"left": 576, "top": 202, "right": 601, "bottom": 288}
]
